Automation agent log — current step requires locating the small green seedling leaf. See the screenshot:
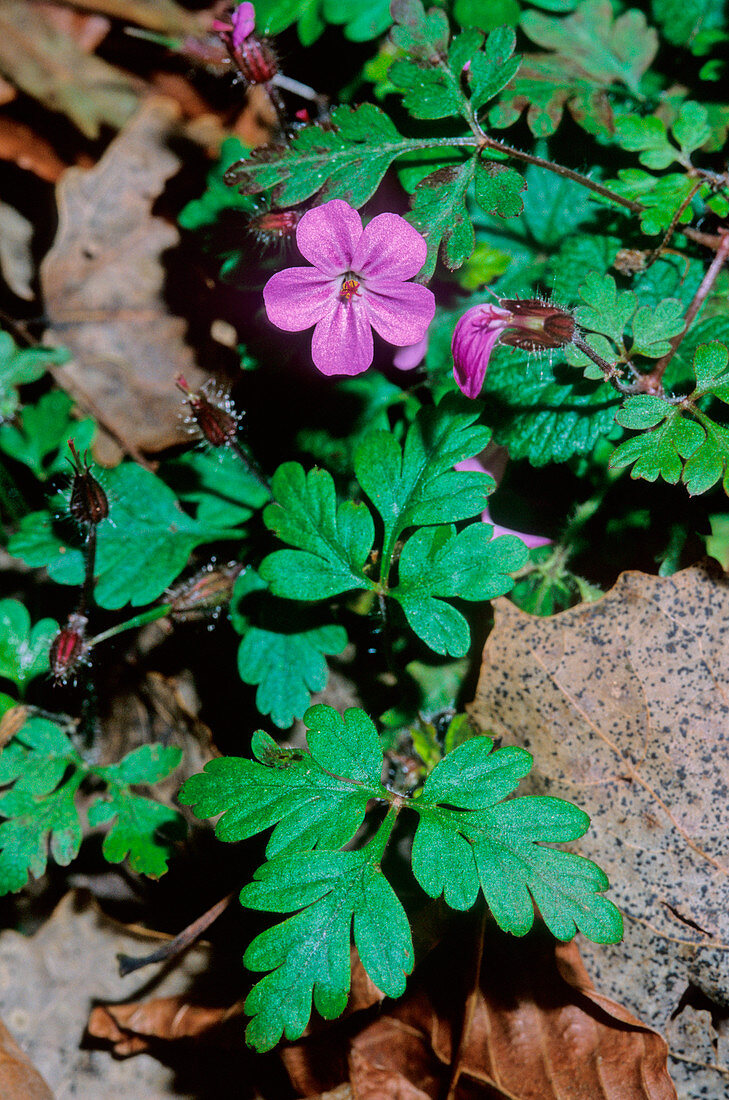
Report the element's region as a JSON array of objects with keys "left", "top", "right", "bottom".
[{"left": 0, "top": 600, "right": 58, "bottom": 692}]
